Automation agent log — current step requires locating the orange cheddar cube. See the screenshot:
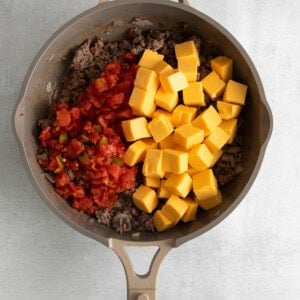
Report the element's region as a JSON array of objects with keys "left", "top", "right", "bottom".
[
  {"left": 223, "top": 80, "right": 248, "bottom": 105},
  {"left": 210, "top": 56, "right": 233, "bottom": 82},
  {"left": 164, "top": 173, "right": 192, "bottom": 198},
  {"left": 174, "top": 123, "right": 204, "bottom": 151},
  {"left": 159, "top": 71, "right": 188, "bottom": 93},
  {"left": 157, "top": 180, "right": 172, "bottom": 199},
  {"left": 129, "top": 87, "right": 156, "bottom": 118},
  {"left": 154, "top": 87, "right": 178, "bottom": 112},
  {"left": 204, "top": 126, "right": 229, "bottom": 153},
  {"left": 159, "top": 134, "right": 177, "bottom": 150},
  {"left": 192, "top": 169, "right": 218, "bottom": 201},
  {"left": 171, "top": 105, "right": 197, "bottom": 128},
  {"left": 175, "top": 40, "right": 200, "bottom": 66},
  {"left": 133, "top": 185, "right": 158, "bottom": 213},
  {"left": 148, "top": 115, "right": 174, "bottom": 143},
  {"left": 123, "top": 139, "right": 156, "bottom": 166},
  {"left": 181, "top": 198, "right": 198, "bottom": 222},
  {"left": 162, "top": 149, "right": 188, "bottom": 174},
  {"left": 197, "top": 190, "right": 222, "bottom": 210},
  {"left": 144, "top": 176, "right": 161, "bottom": 188},
  {"left": 152, "top": 109, "right": 173, "bottom": 123},
  {"left": 209, "top": 149, "right": 223, "bottom": 167},
  {"left": 153, "top": 60, "right": 174, "bottom": 76},
  {"left": 219, "top": 119, "right": 238, "bottom": 144},
  {"left": 153, "top": 210, "right": 175, "bottom": 232},
  {"left": 138, "top": 49, "right": 164, "bottom": 69},
  {"left": 177, "top": 57, "right": 198, "bottom": 82},
  {"left": 183, "top": 81, "right": 205, "bottom": 106},
  {"left": 188, "top": 143, "right": 213, "bottom": 171},
  {"left": 142, "top": 149, "right": 165, "bottom": 178},
  {"left": 121, "top": 117, "right": 151, "bottom": 142},
  {"left": 217, "top": 100, "right": 242, "bottom": 120},
  {"left": 134, "top": 67, "right": 159, "bottom": 92},
  {"left": 162, "top": 195, "right": 189, "bottom": 223},
  {"left": 192, "top": 105, "right": 222, "bottom": 136},
  {"left": 201, "top": 71, "right": 226, "bottom": 100}
]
